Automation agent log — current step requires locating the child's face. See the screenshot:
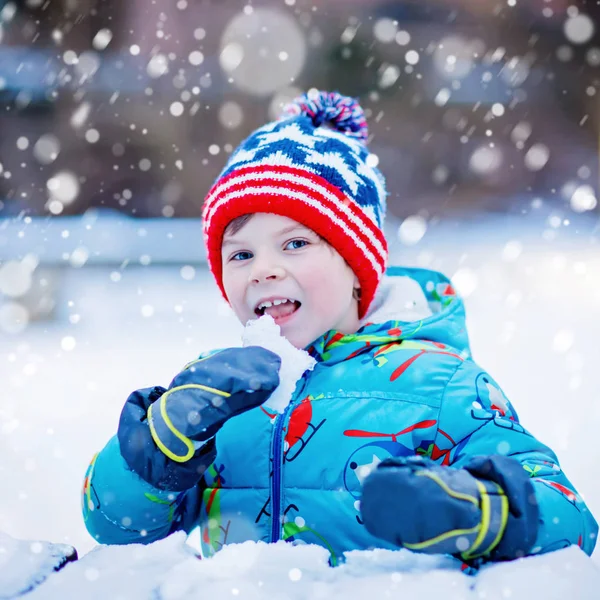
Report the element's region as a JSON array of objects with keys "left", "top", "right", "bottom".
[{"left": 221, "top": 213, "right": 361, "bottom": 349}]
